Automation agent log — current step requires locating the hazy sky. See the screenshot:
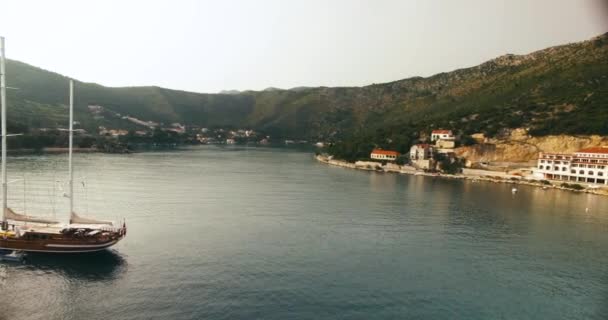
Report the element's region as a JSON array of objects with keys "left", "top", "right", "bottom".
[{"left": 1, "top": 0, "right": 607, "bottom": 93}]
